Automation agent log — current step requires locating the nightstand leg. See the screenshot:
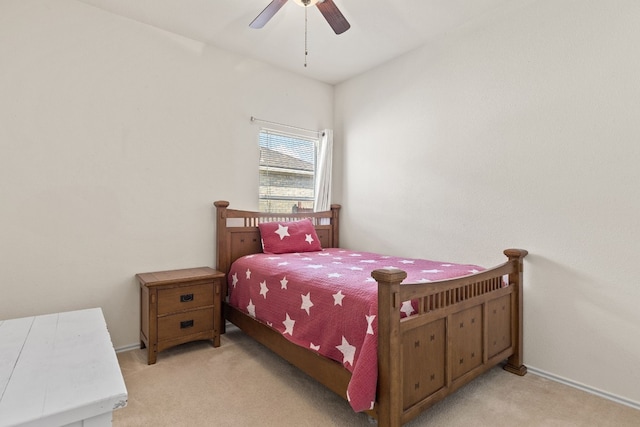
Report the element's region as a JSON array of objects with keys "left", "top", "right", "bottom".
[{"left": 147, "top": 347, "right": 157, "bottom": 365}]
